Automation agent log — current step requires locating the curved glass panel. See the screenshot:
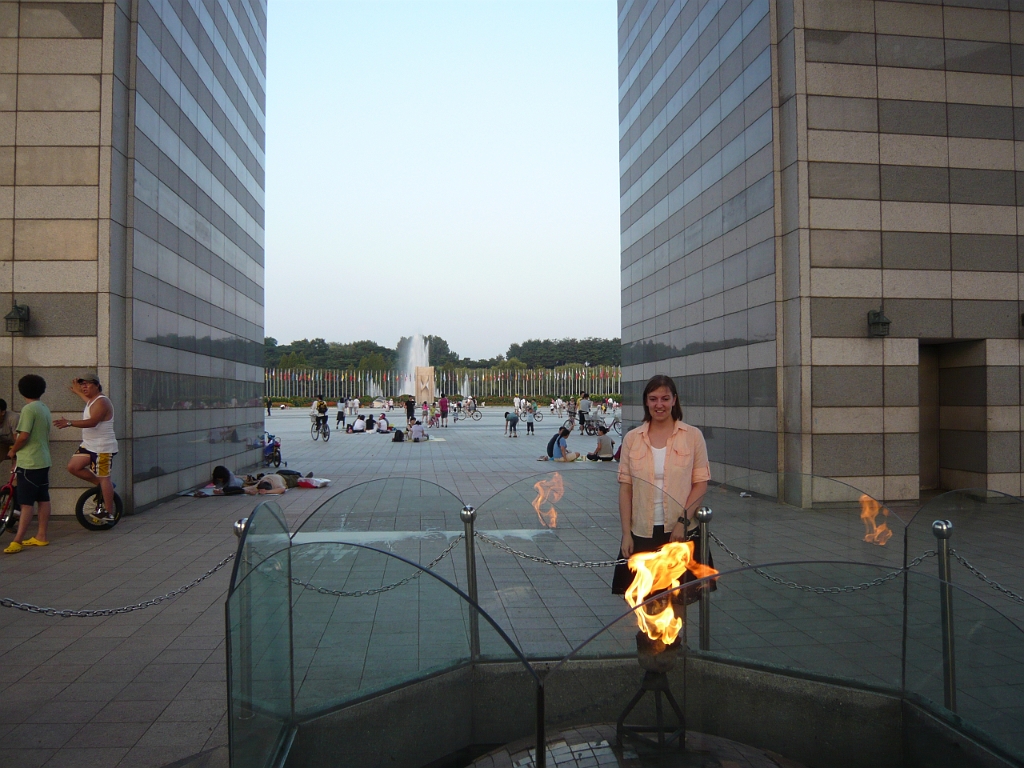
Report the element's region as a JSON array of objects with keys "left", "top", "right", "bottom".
[
  {"left": 292, "top": 478, "right": 469, "bottom": 599},
  {"left": 709, "top": 473, "right": 903, "bottom": 571},
  {"left": 231, "top": 499, "right": 290, "bottom": 588},
  {"left": 289, "top": 541, "right": 531, "bottom": 717},
  {"left": 472, "top": 471, "right": 695, "bottom": 660},
  {"left": 905, "top": 570, "right": 1024, "bottom": 762},
  {"left": 227, "top": 547, "right": 292, "bottom": 768},
  {"left": 294, "top": 477, "right": 466, "bottom": 534},
  {"left": 908, "top": 489, "right": 1024, "bottom": 626},
  {"left": 283, "top": 542, "right": 541, "bottom": 768}
]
